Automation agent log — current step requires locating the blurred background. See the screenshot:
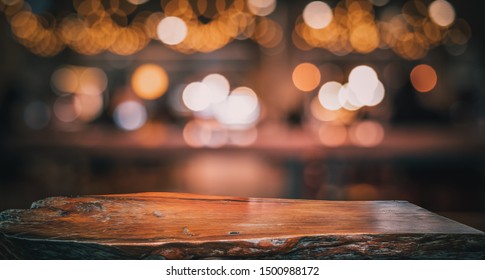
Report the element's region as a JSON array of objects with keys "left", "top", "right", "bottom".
[{"left": 1, "top": 0, "right": 484, "bottom": 230}]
